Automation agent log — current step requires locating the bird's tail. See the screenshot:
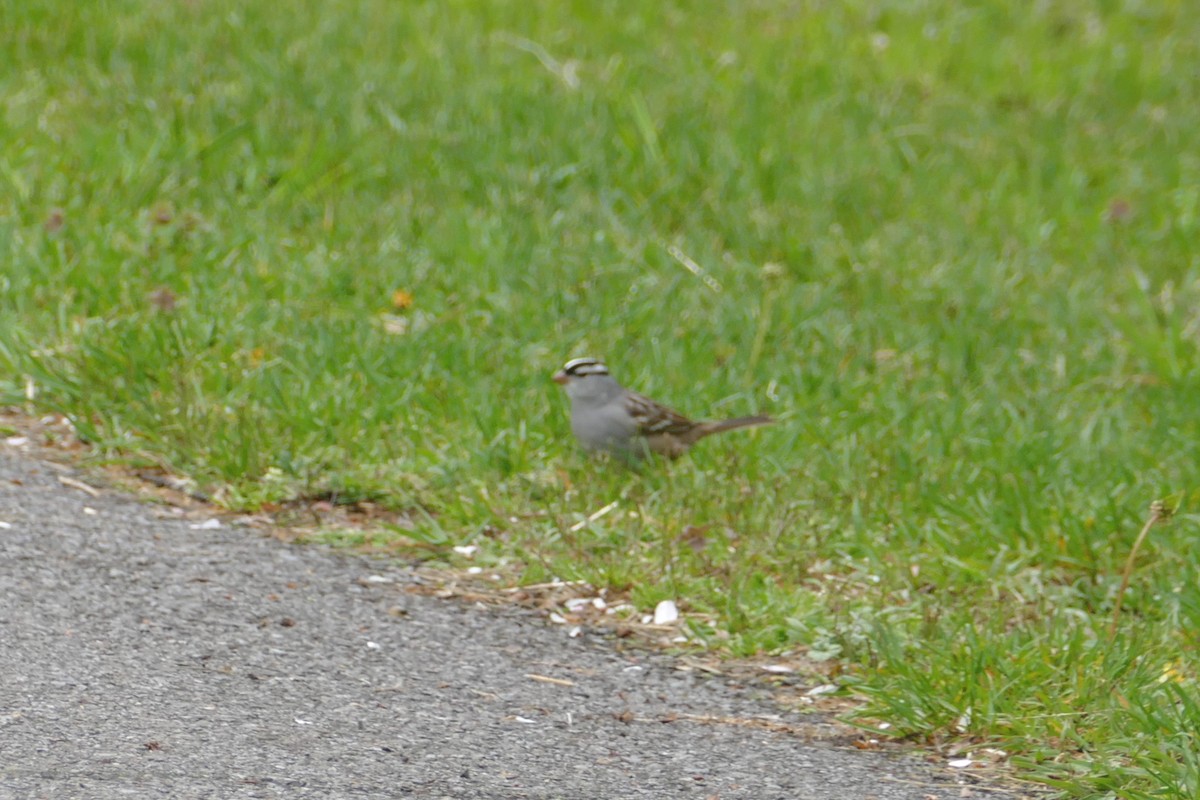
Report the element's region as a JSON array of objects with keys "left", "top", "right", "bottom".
[{"left": 695, "top": 415, "right": 775, "bottom": 441}]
